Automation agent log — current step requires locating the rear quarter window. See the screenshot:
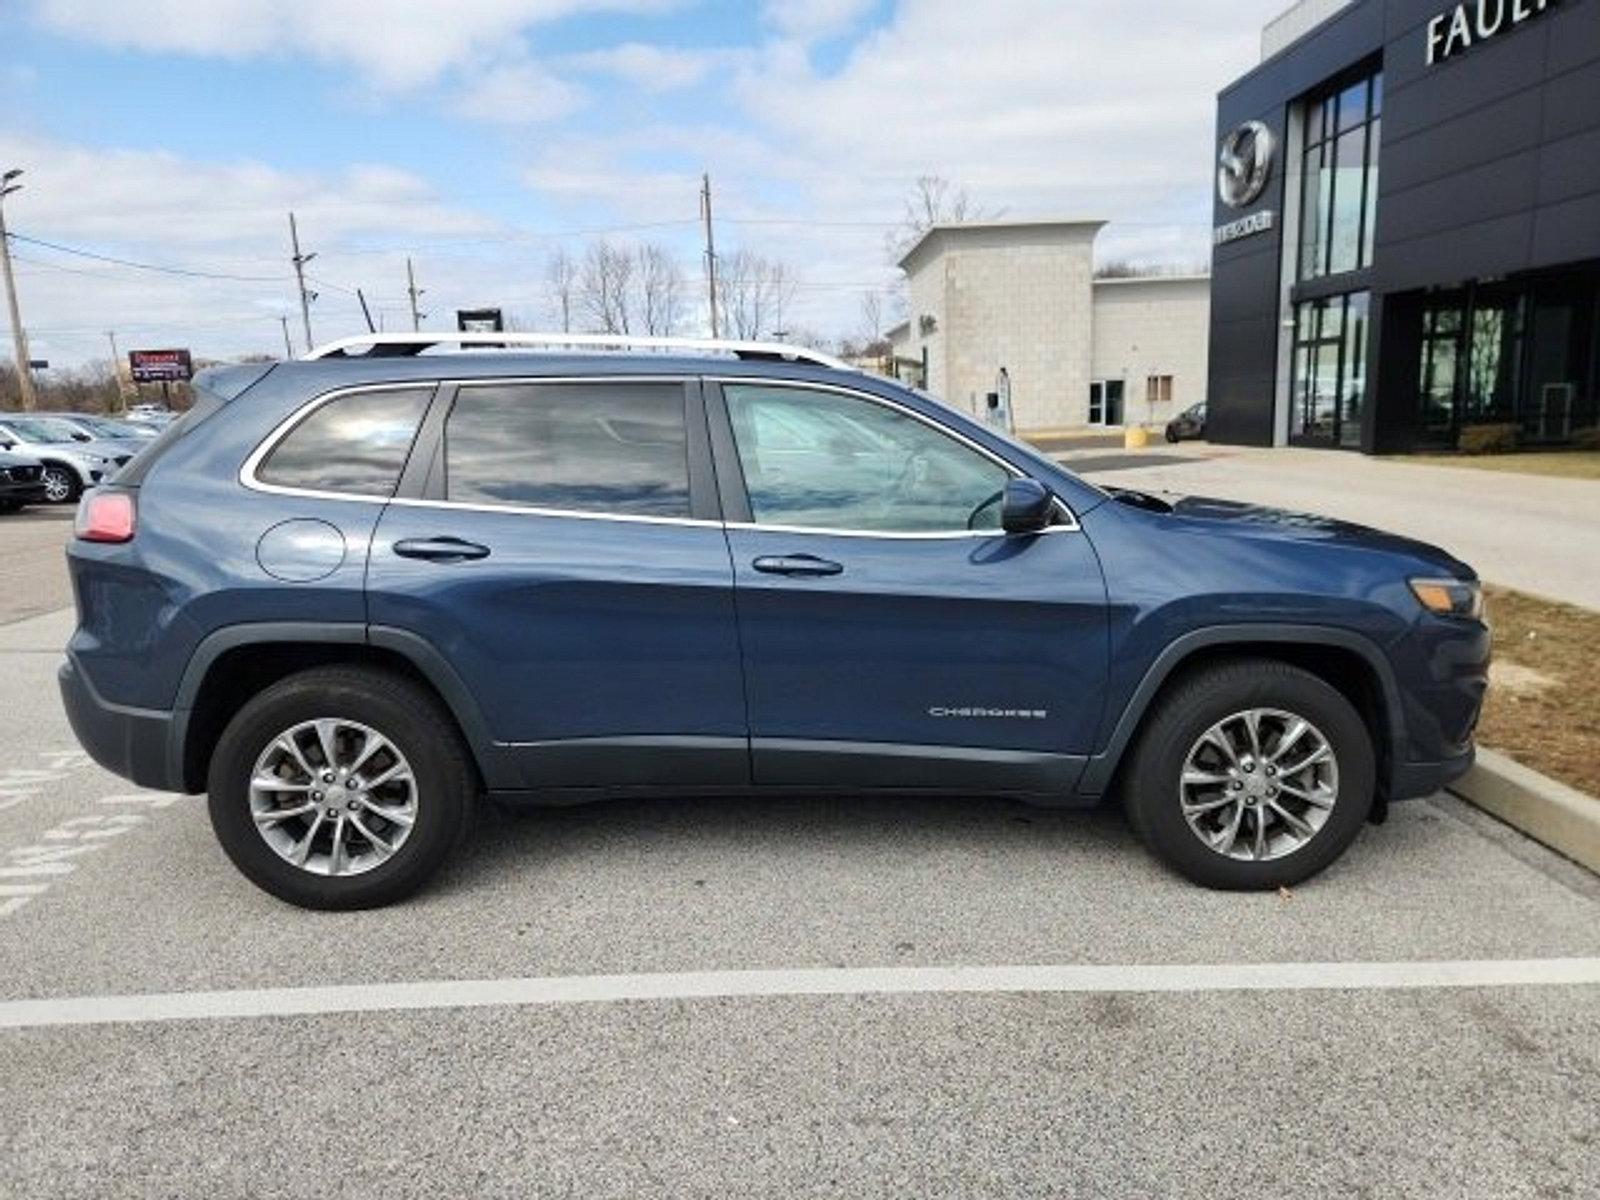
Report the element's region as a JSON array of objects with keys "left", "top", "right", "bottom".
[{"left": 257, "top": 387, "right": 432, "bottom": 497}]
